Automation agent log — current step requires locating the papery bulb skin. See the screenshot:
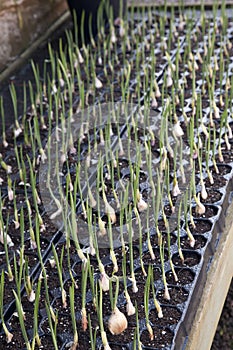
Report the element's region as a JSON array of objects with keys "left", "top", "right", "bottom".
[
  {"left": 195, "top": 193, "right": 206, "bottom": 215},
  {"left": 173, "top": 121, "right": 184, "bottom": 138},
  {"left": 95, "top": 77, "right": 103, "bottom": 89},
  {"left": 125, "top": 291, "right": 135, "bottom": 316},
  {"left": 99, "top": 272, "right": 109, "bottom": 292},
  {"left": 172, "top": 179, "right": 181, "bottom": 197},
  {"left": 108, "top": 307, "right": 128, "bottom": 335}
]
